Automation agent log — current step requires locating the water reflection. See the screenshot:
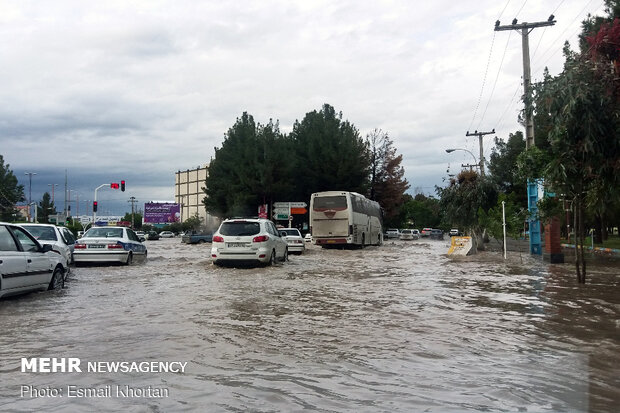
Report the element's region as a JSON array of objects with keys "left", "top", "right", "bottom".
[{"left": 0, "top": 238, "right": 617, "bottom": 411}]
